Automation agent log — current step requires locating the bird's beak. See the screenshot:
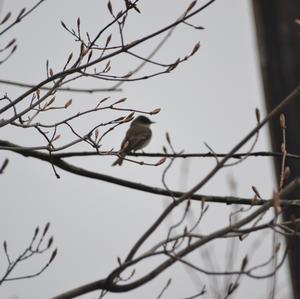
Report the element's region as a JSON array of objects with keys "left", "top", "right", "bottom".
[{"left": 151, "top": 121, "right": 155, "bottom": 124}]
